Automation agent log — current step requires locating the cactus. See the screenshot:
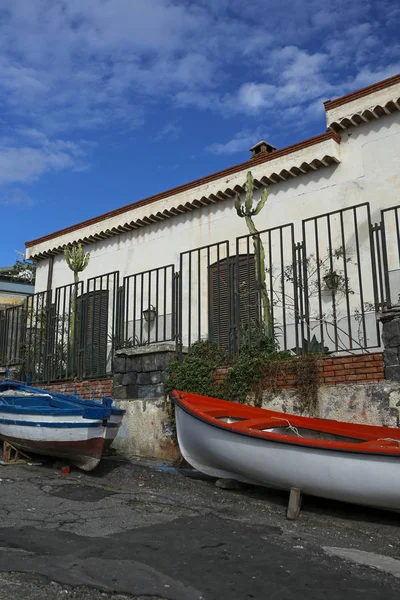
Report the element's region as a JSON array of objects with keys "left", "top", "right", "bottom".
[
  {"left": 235, "top": 171, "right": 271, "bottom": 338},
  {"left": 64, "top": 243, "right": 90, "bottom": 284}
]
